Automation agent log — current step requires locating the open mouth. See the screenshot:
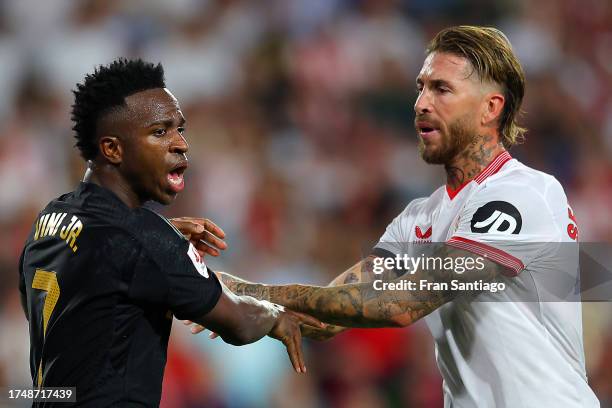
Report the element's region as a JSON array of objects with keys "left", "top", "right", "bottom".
[
  {"left": 420, "top": 126, "right": 436, "bottom": 134},
  {"left": 416, "top": 121, "right": 440, "bottom": 139},
  {"left": 167, "top": 162, "right": 188, "bottom": 193}
]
